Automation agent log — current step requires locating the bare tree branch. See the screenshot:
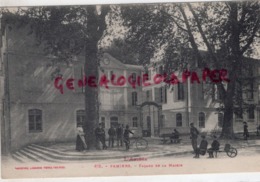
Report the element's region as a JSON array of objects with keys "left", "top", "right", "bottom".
[
  {"left": 187, "top": 3, "right": 219, "bottom": 65},
  {"left": 240, "top": 17, "right": 260, "bottom": 54}
]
